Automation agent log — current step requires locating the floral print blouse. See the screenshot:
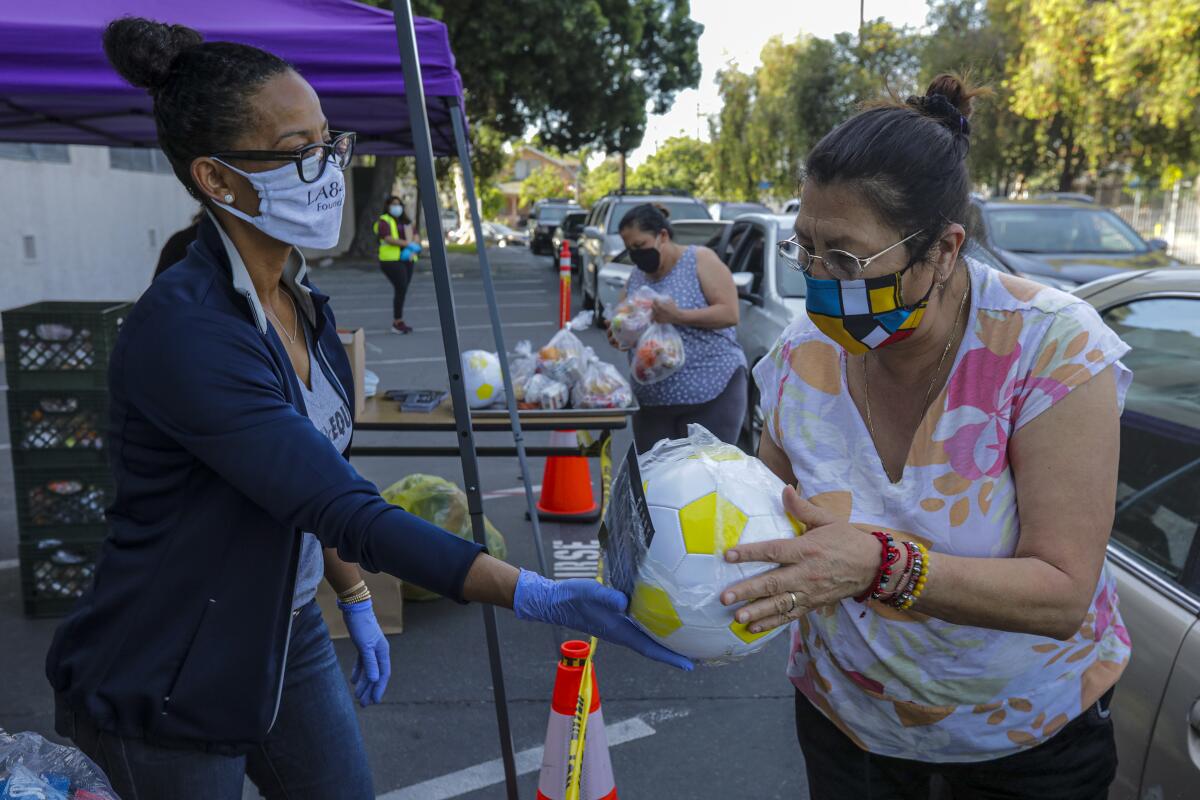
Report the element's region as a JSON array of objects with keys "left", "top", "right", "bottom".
[{"left": 753, "top": 258, "right": 1133, "bottom": 762}]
